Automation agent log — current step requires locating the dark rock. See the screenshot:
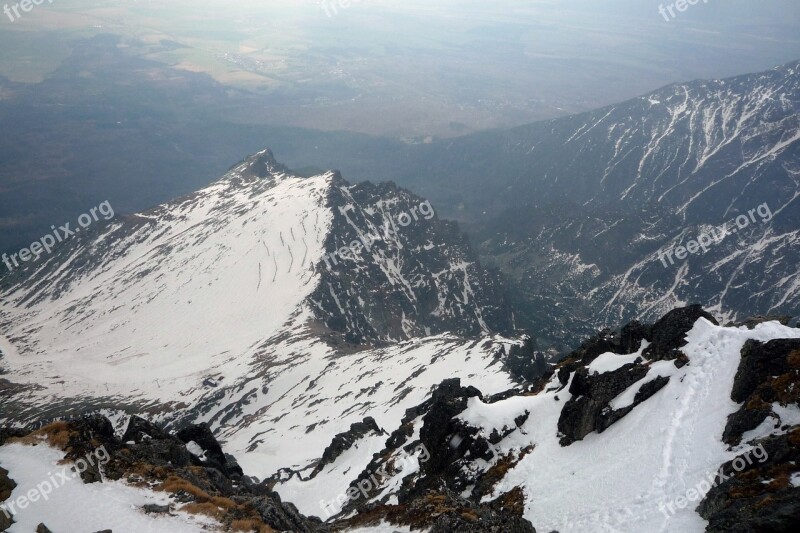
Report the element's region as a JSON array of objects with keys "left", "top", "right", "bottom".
[
  {"left": 619, "top": 320, "right": 652, "bottom": 353},
  {"left": 506, "top": 336, "right": 549, "bottom": 382},
  {"left": 419, "top": 379, "right": 484, "bottom": 476},
  {"left": 251, "top": 496, "right": 328, "bottom": 532},
  {"left": 0, "top": 473, "right": 13, "bottom": 530},
  {"left": 724, "top": 338, "right": 800, "bottom": 445},
  {"left": 122, "top": 415, "right": 170, "bottom": 443},
  {"left": 698, "top": 430, "right": 800, "bottom": 533},
  {"left": 558, "top": 362, "right": 650, "bottom": 445},
  {"left": 176, "top": 423, "right": 243, "bottom": 477},
  {"left": 142, "top": 503, "right": 171, "bottom": 514},
  {"left": 0, "top": 428, "right": 27, "bottom": 447},
  {"left": 644, "top": 305, "right": 717, "bottom": 360},
  {"left": 0, "top": 466, "right": 16, "bottom": 501},
  {"left": 311, "top": 417, "right": 385, "bottom": 477},
  {"left": 35, "top": 524, "right": 53, "bottom": 533},
  {"left": 723, "top": 408, "right": 774, "bottom": 446},
  {"left": 739, "top": 315, "right": 792, "bottom": 329},
  {"left": 731, "top": 339, "right": 800, "bottom": 403}
]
